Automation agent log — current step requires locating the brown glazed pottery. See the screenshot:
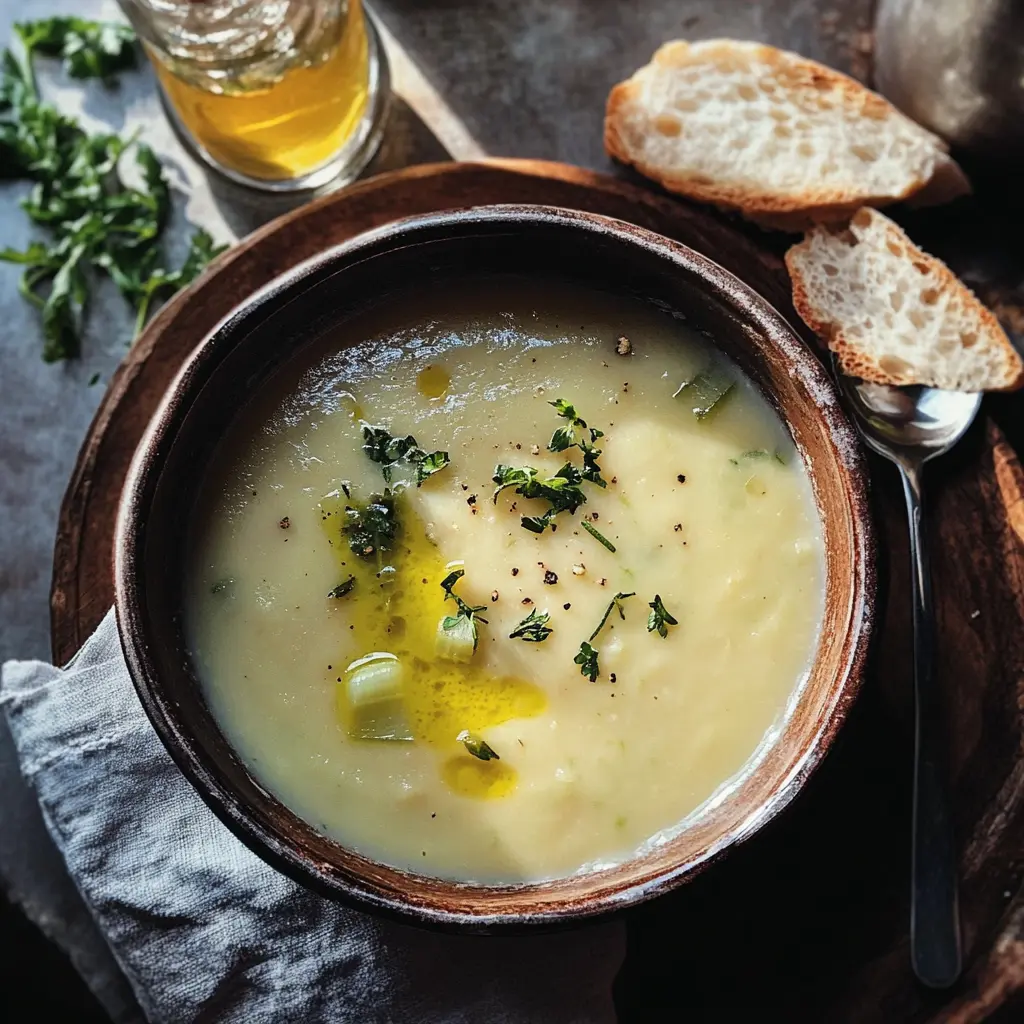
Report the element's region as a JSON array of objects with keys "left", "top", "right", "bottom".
[{"left": 114, "top": 205, "right": 875, "bottom": 931}]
